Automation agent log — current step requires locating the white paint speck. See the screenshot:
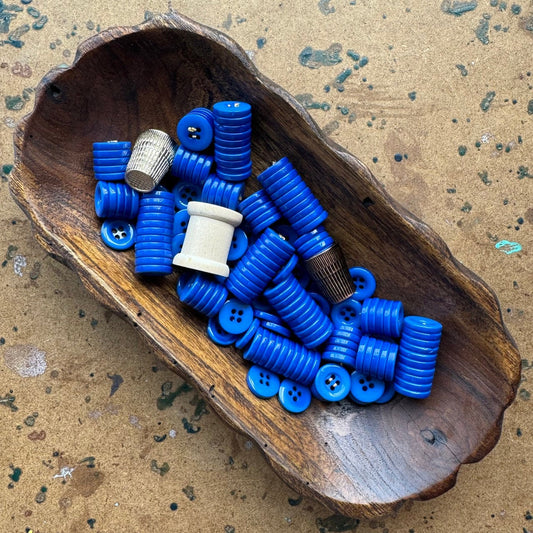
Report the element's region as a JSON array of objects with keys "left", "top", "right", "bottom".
[
  {"left": 480, "top": 132, "right": 494, "bottom": 144},
  {"left": 53, "top": 466, "right": 76, "bottom": 480},
  {"left": 129, "top": 415, "right": 141, "bottom": 428},
  {"left": 4, "top": 117, "right": 16, "bottom": 128},
  {"left": 169, "top": 429, "right": 177, "bottom": 438},
  {"left": 3, "top": 344, "right": 47, "bottom": 377},
  {"left": 244, "top": 440, "right": 253, "bottom": 450},
  {"left": 245, "top": 50, "right": 255, "bottom": 61},
  {"left": 13, "top": 255, "right": 27, "bottom": 276}
]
